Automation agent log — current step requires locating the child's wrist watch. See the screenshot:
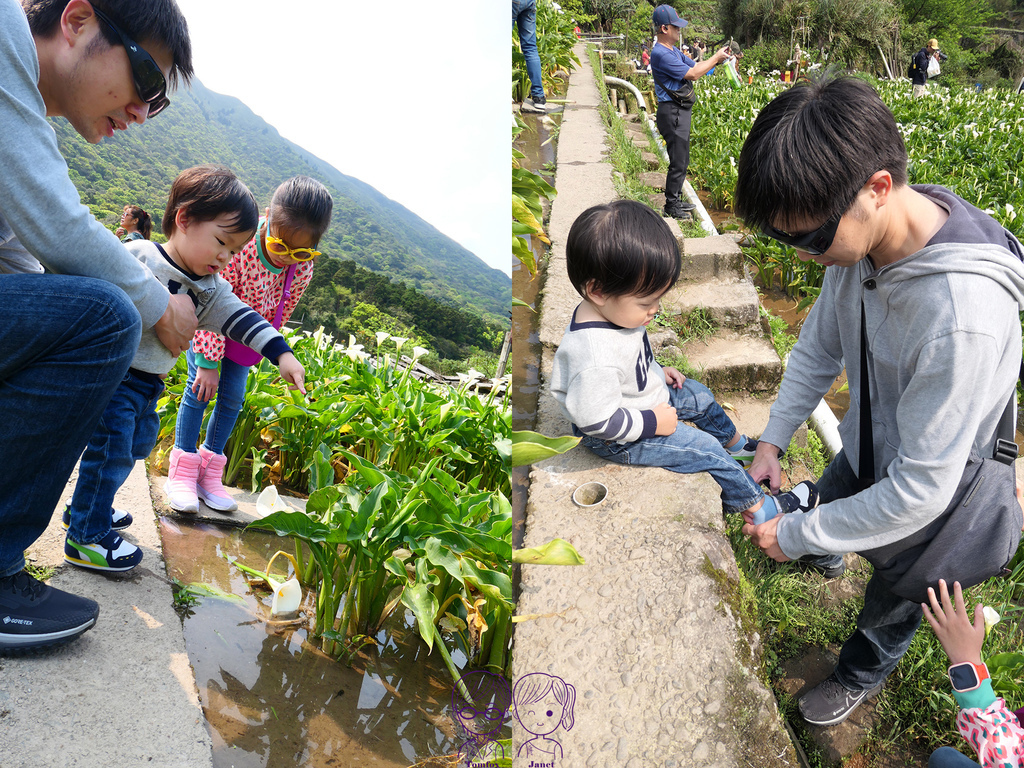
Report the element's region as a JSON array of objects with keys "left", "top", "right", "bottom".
[{"left": 948, "top": 661, "right": 989, "bottom": 692}]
